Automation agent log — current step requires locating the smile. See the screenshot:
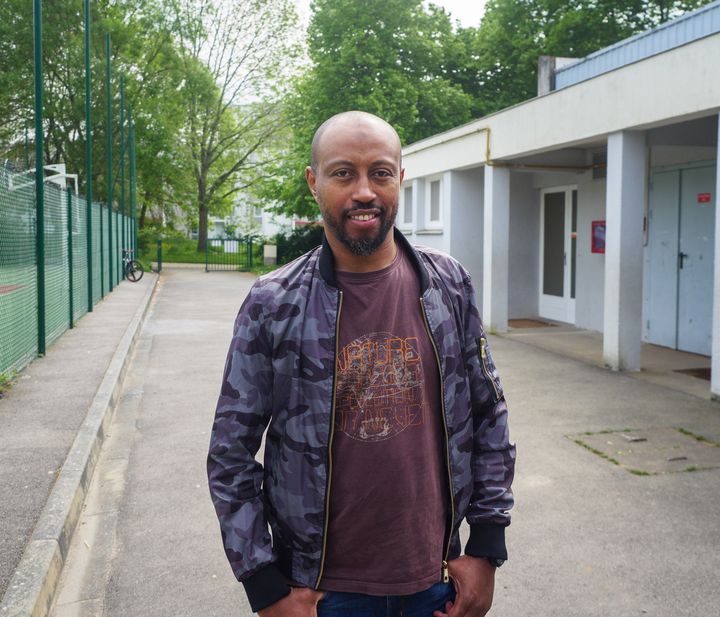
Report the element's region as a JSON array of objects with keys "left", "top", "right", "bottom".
[{"left": 349, "top": 213, "right": 377, "bottom": 221}]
